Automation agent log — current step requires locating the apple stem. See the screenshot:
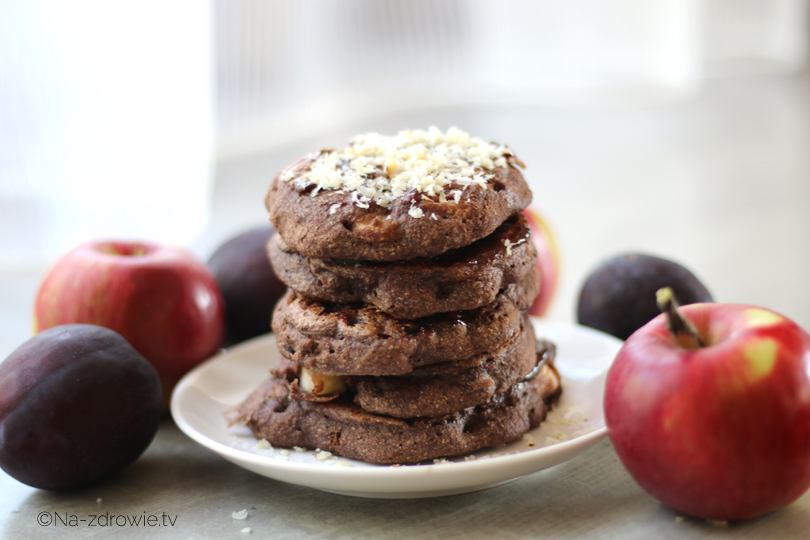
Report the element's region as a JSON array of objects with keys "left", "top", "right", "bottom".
[{"left": 656, "top": 287, "right": 705, "bottom": 348}]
